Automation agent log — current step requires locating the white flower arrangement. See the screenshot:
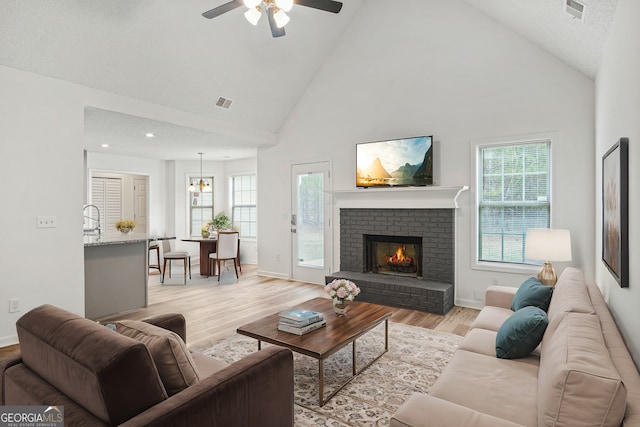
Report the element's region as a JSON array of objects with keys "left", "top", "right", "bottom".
[{"left": 324, "top": 279, "right": 361, "bottom": 303}]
